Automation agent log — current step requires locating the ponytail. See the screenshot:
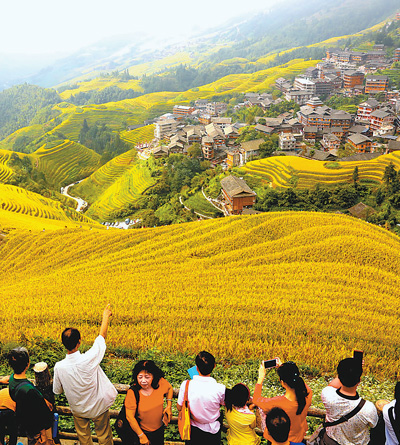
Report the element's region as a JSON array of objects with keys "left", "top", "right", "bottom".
[
  {"left": 277, "top": 361, "right": 309, "bottom": 415},
  {"left": 292, "top": 375, "right": 309, "bottom": 415}
]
